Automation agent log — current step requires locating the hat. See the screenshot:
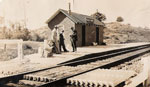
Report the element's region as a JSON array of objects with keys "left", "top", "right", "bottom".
[
  {"left": 71, "top": 27, "right": 74, "bottom": 29},
  {"left": 71, "top": 27, "right": 76, "bottom": 31},
  {"left": 71, "top": 27, "right": 75, "bottom": 31},
  {"left": 54, "top": 25, "right": 58, "bottom": 28}
]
